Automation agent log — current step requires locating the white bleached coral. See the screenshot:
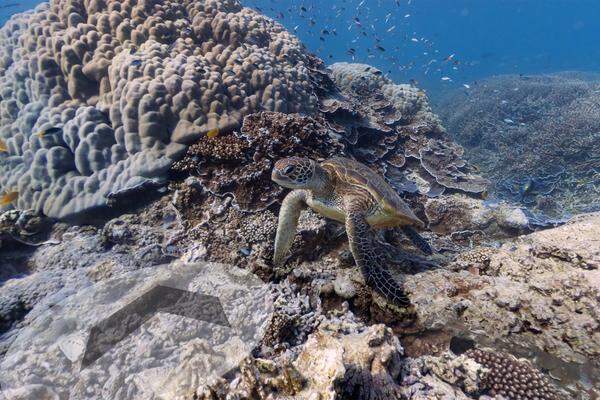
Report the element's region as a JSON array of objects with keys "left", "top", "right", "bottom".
[{"left": 0, "top": 0, "right": 316, "bottom": 219}]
